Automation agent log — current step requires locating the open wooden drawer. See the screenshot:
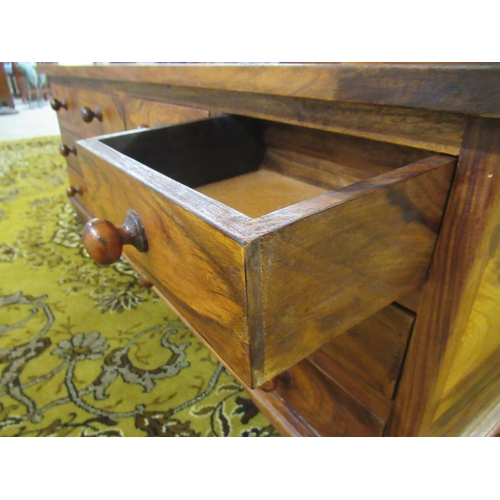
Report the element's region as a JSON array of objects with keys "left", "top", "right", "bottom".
[{"left": 76, "top": 116, "right": 456, "bottom": 388}]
